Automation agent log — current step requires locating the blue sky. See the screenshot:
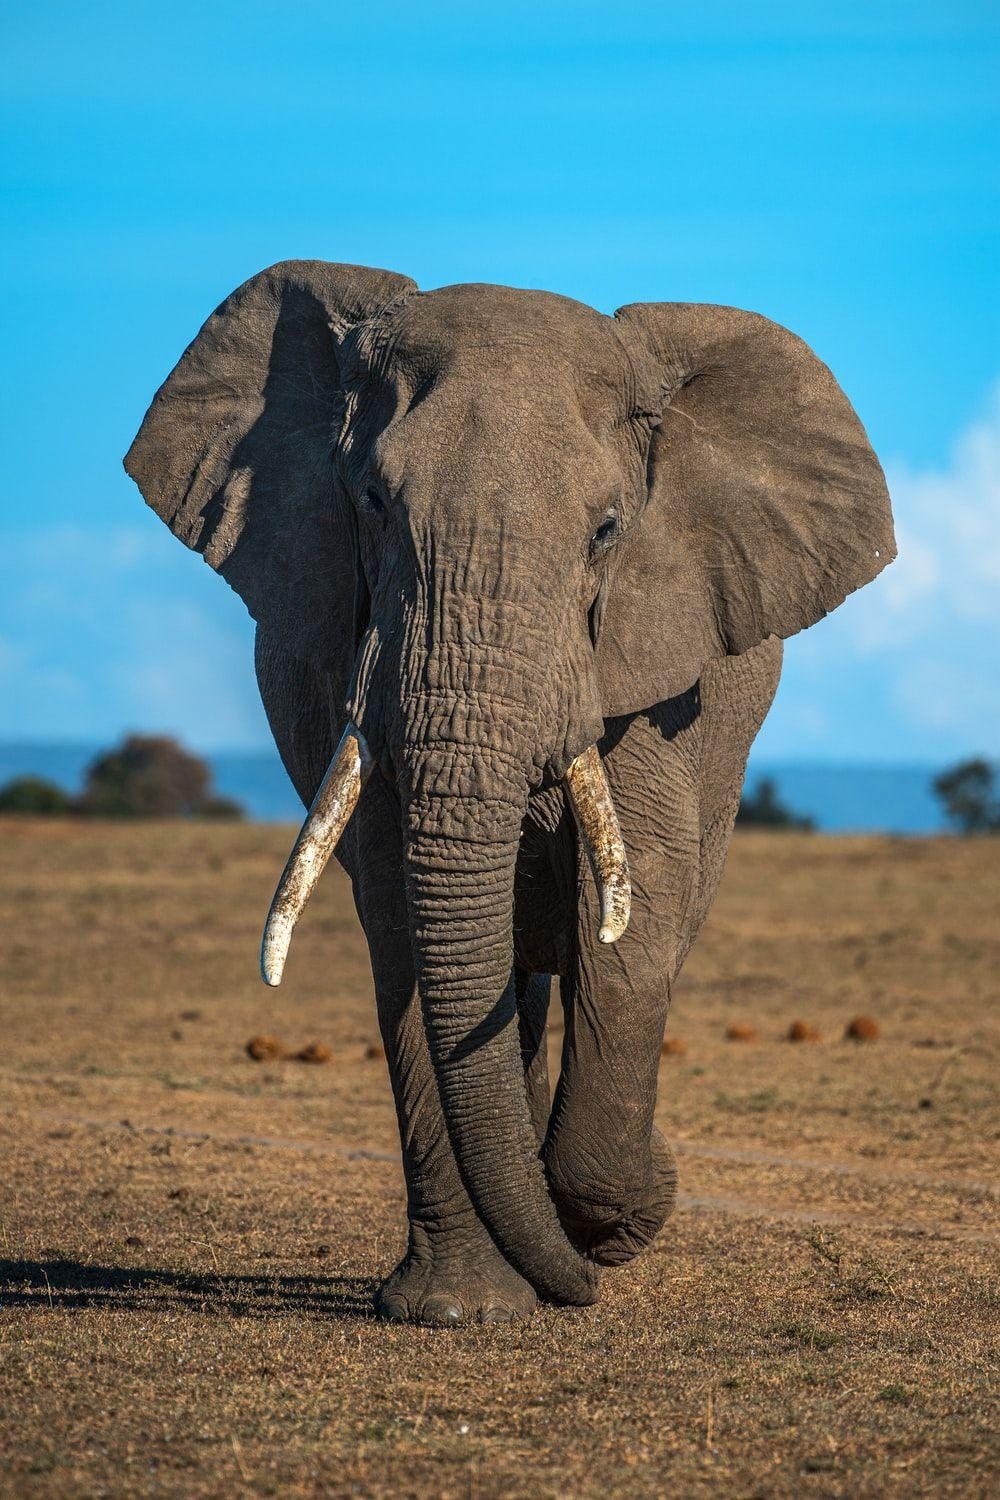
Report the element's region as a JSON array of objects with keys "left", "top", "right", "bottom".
[{"left": 2, "top": 1, "right": 998, "bottom": 761}]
